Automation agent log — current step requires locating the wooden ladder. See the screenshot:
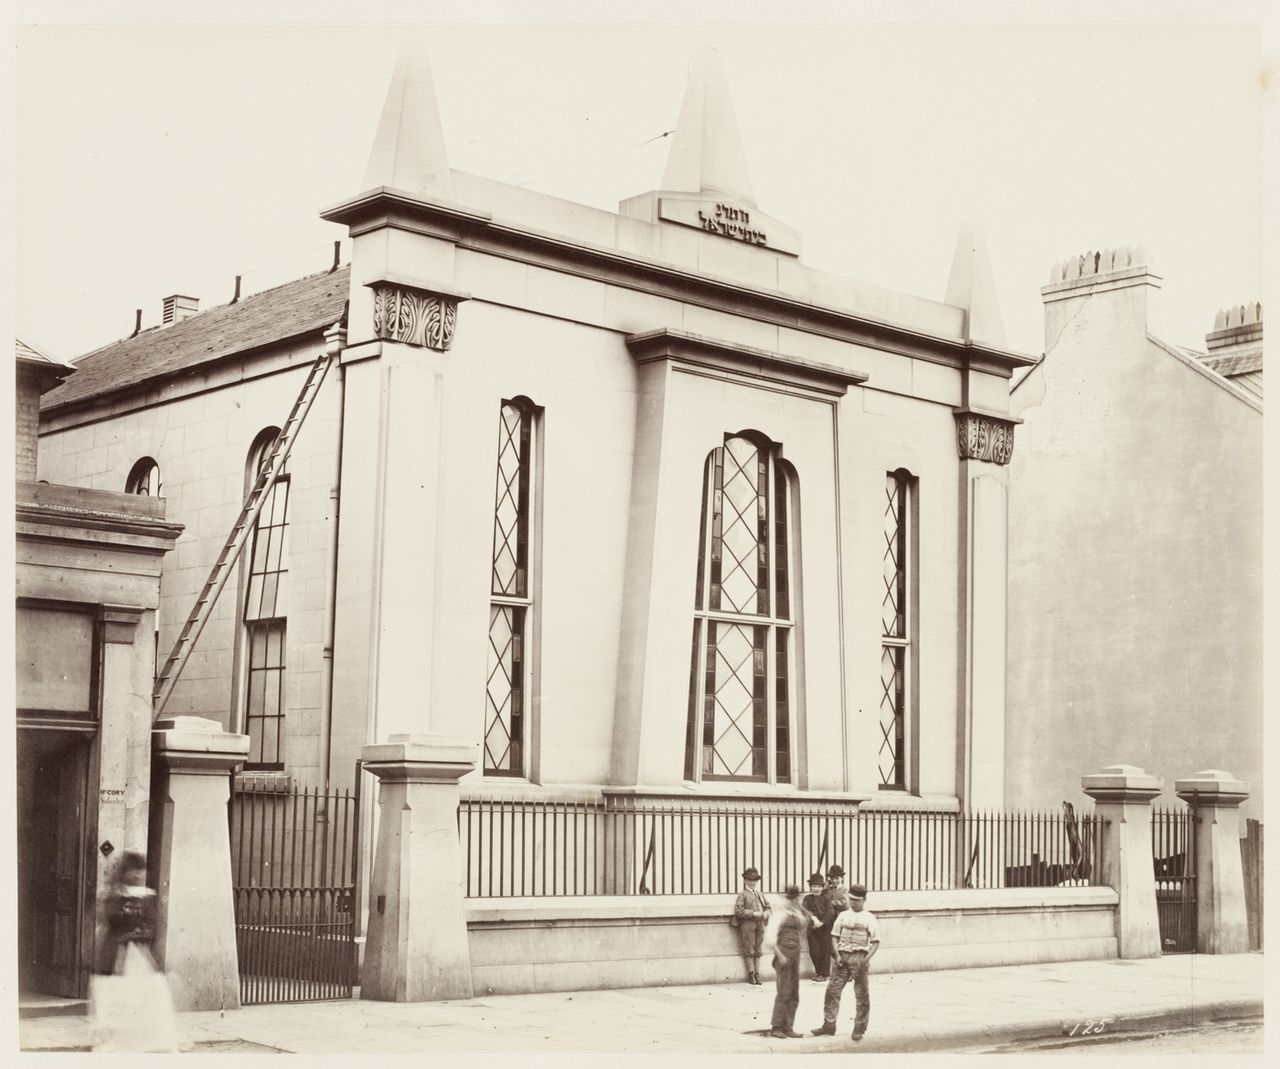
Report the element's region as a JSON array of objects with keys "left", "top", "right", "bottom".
[{"left": 152, "top": 345, "right": 338, "bottom": 718}]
